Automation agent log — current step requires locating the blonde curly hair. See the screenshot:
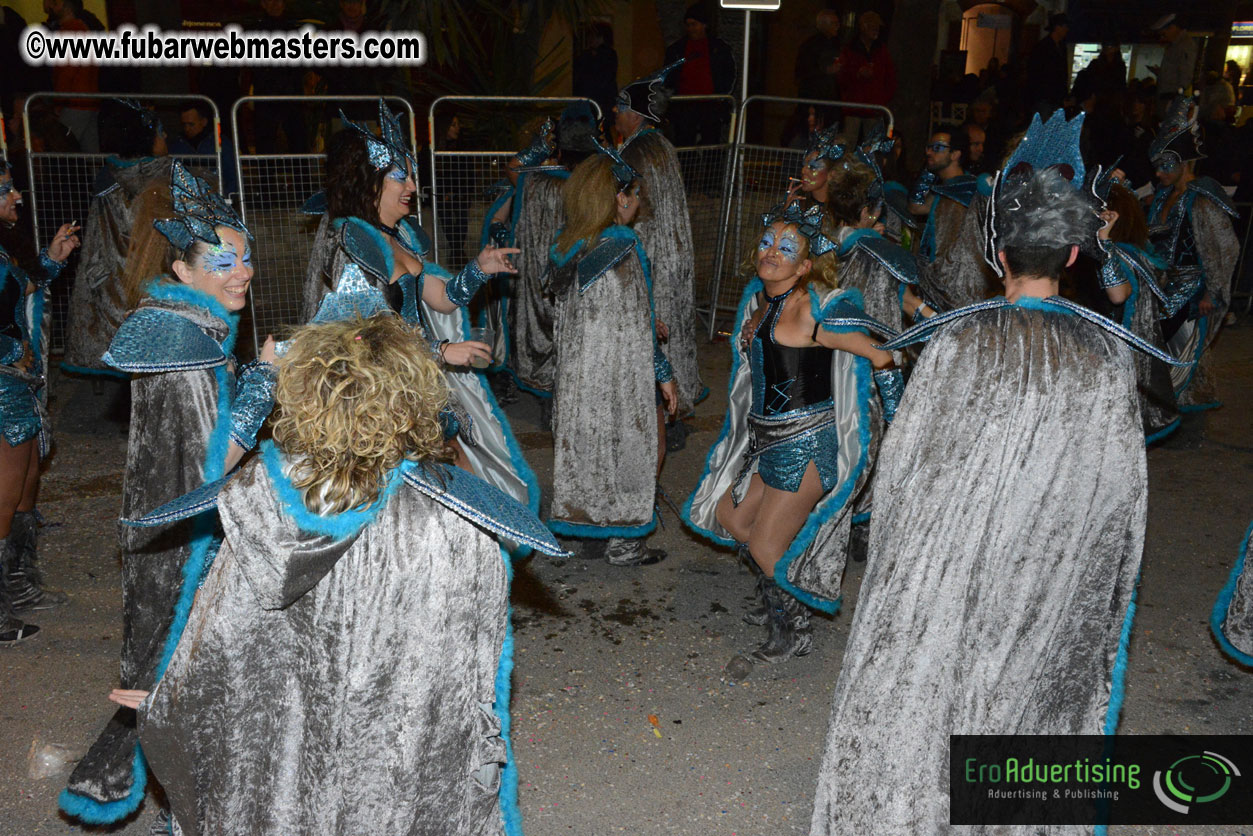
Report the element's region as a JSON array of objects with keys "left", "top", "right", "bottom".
[
  {"left": 738, "top": 219, "right": 840, "bottom": 293},
  {"left": 272, "top": 315, "right": 451, "bottom": 515}
]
